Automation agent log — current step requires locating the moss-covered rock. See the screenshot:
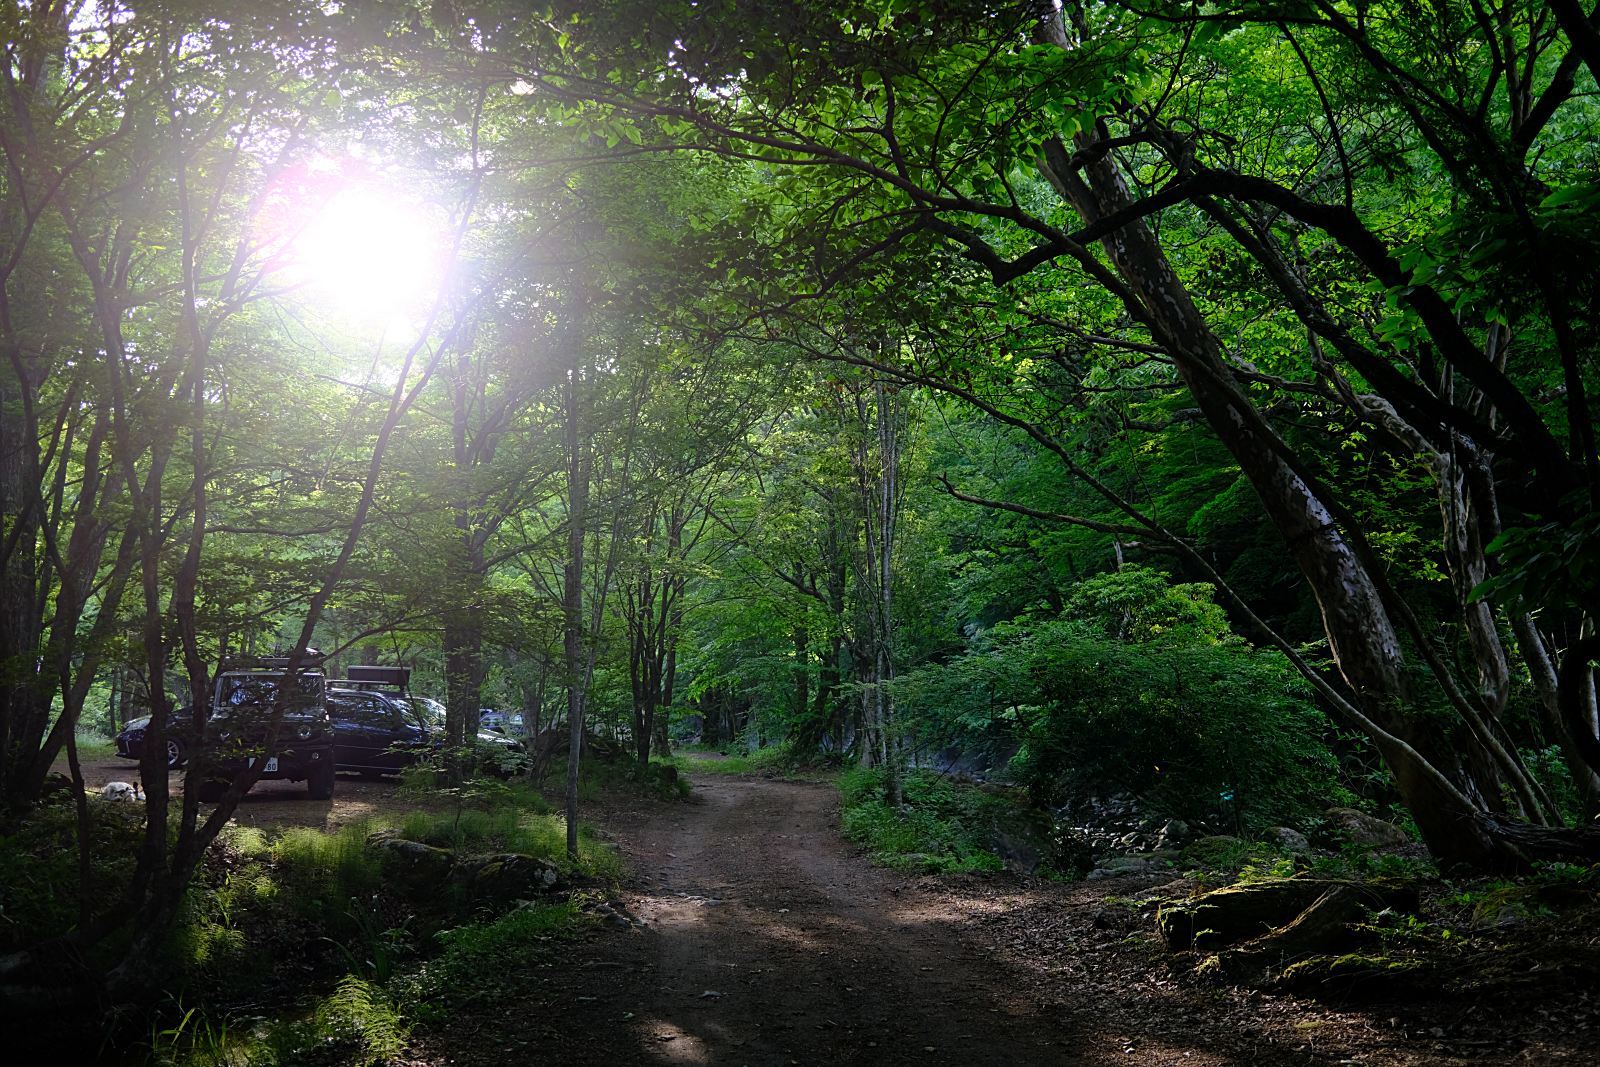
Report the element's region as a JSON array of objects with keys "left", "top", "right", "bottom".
[
  {"left": 1158, "top": 878, "right": 1341, "bottom": 951},
  {"left": 1202, "top": 886, "right": 1368, "bottom": 984},
  {"left": 1157, "top": 877, "right": 1419, "bottom": 952},
  {"left": 1181, "top": 835, "right": 1247, "bottom": 867},
  {"left": 368, "top": 835, "right": 453, "bottom": 891},
  {"left": 1276, "top": 953, "right": 1434, "bottom": 1000},
  {"left": 451, "top": 853, "right": 563, "bottom": 903},
  {"left": 1321, "top": 807, "right": 1410, "bottom": 848}
]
